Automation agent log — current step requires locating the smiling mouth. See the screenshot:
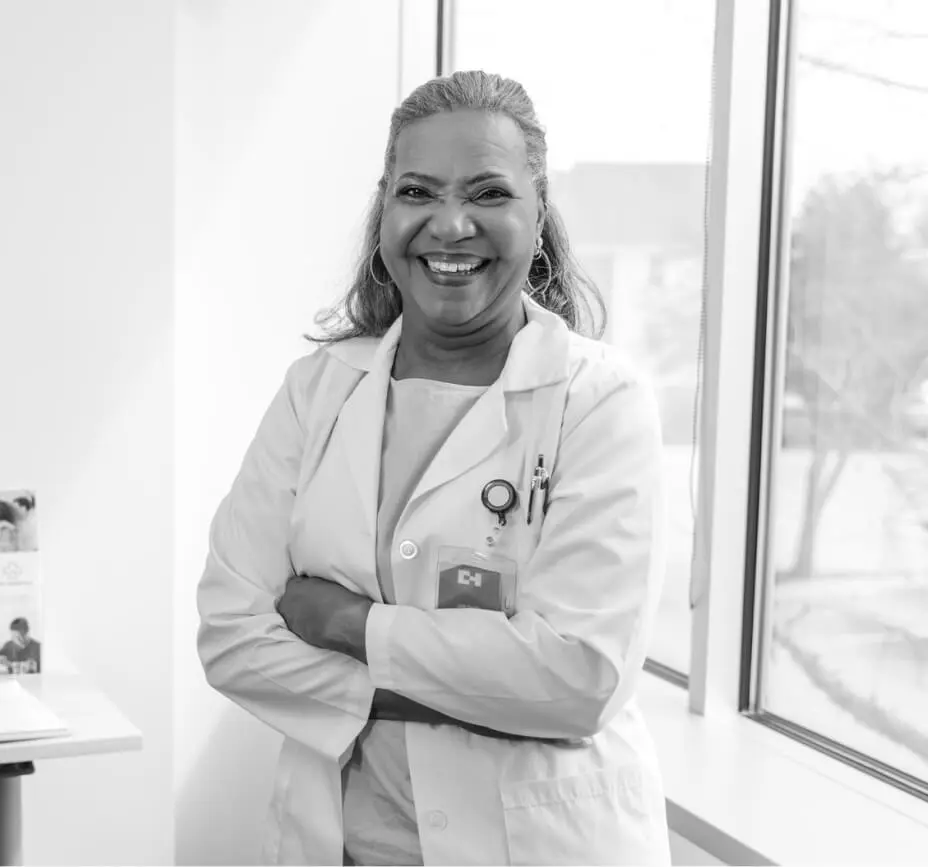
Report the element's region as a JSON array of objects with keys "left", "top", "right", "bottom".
[{"left": 418, "top": 257, "right": 491, "bottom": 277}]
